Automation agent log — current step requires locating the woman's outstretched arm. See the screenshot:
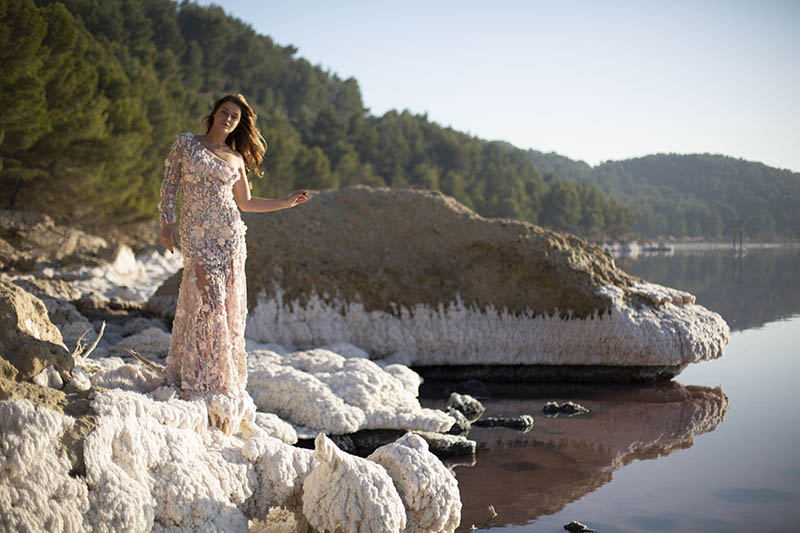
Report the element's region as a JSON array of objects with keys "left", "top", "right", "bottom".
[{"left": 232, "top": 166, "right": 307, "bottom": 213}]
